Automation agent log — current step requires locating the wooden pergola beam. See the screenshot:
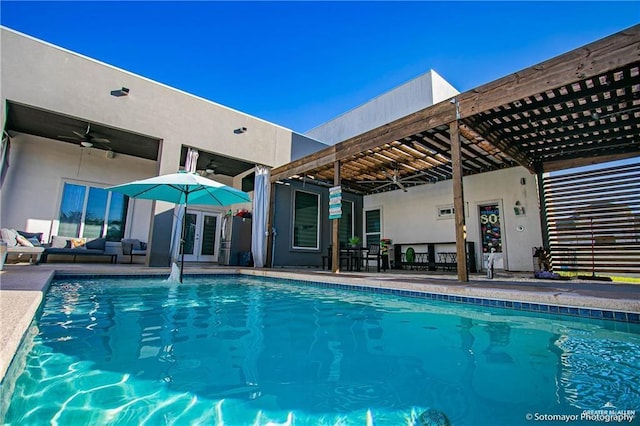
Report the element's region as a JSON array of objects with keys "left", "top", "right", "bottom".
[
  {"left": 271, "top": 100, "right": 456, "bottom": 182},
  {"left": 457, "top": 24, "right": 640, "bottom": 118},
  {"left": 541, "top": 152, "right": 640, "bottom": 173}
]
